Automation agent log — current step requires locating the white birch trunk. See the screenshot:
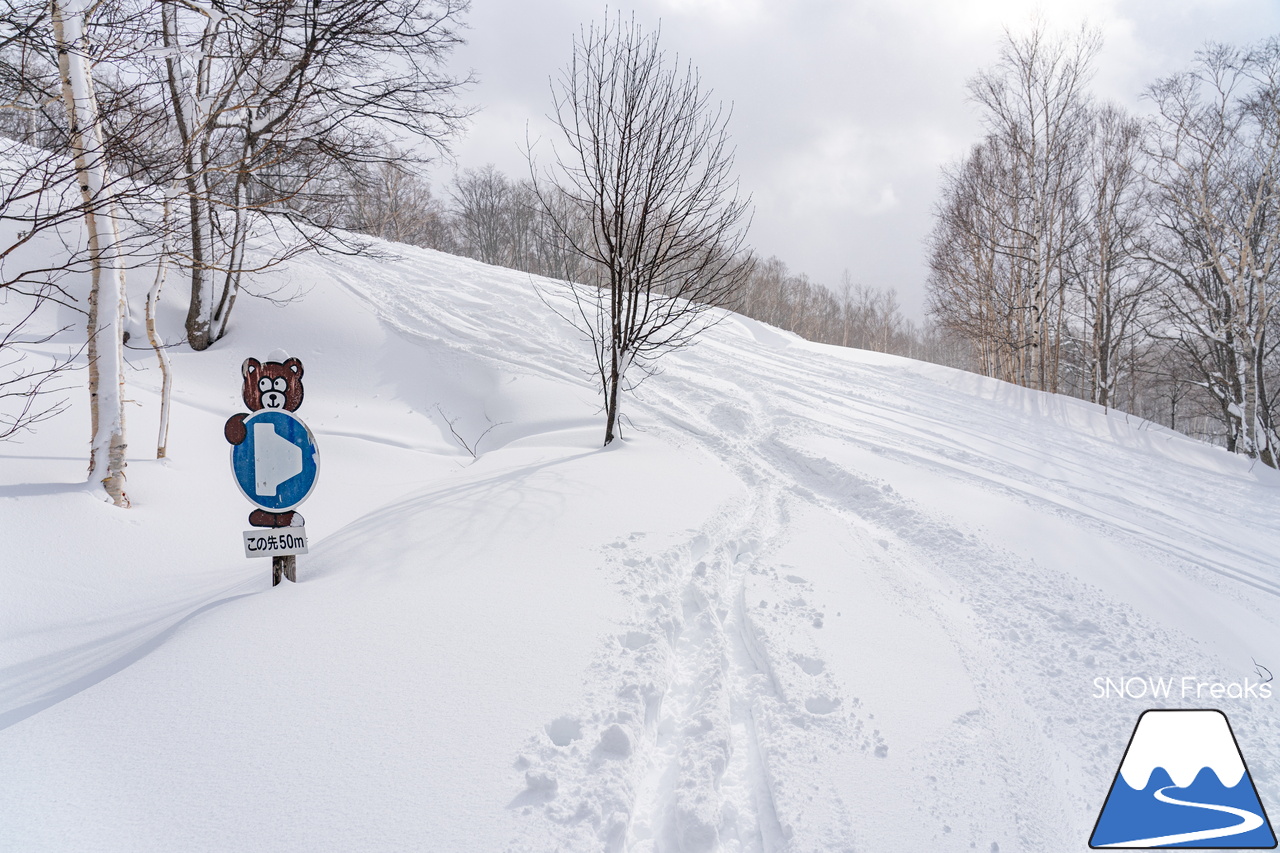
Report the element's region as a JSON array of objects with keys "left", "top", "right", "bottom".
[
  {"left": 52, "top": 0, "right": 129, "bottom": 506},
  {"left": 148, "top": 188, "right": 176, "bottom": 458}
]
